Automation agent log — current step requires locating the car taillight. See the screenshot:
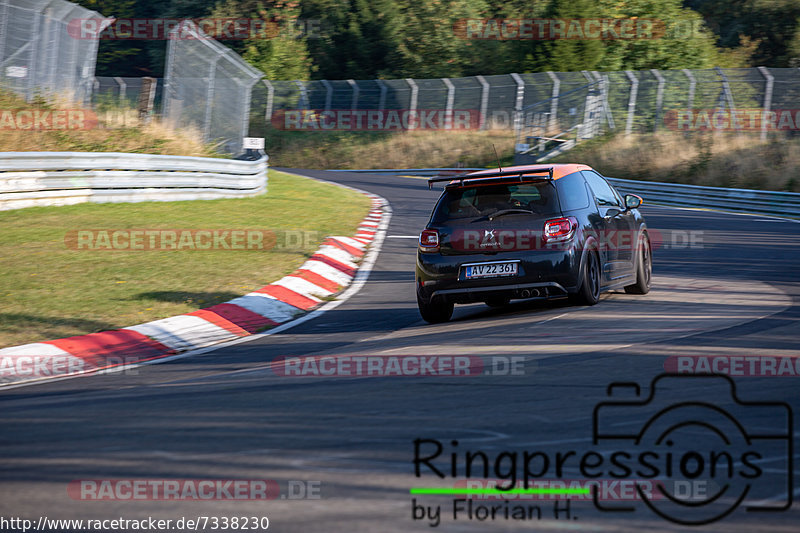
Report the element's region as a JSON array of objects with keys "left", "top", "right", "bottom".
[
  {"left": 419, "top": 229, "right": 440, "bottom": 252},
  {"left": 543, "top": 217, "right": 577, "bottom": 242}
]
